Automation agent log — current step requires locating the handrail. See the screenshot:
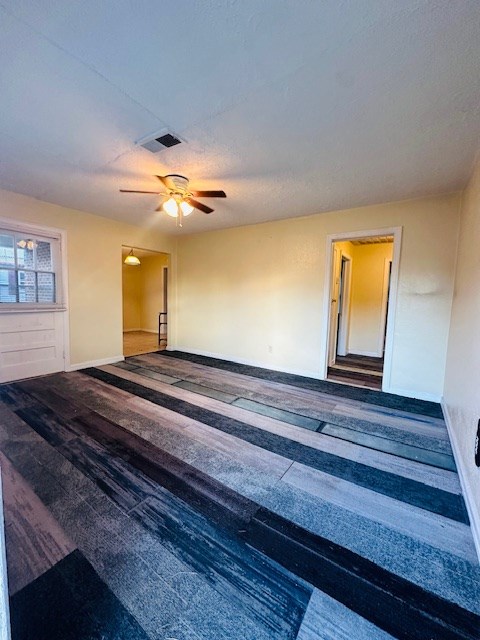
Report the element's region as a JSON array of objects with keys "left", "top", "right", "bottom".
[{"left": 158, "top": 311, "right": 167, "bottom": 346}]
